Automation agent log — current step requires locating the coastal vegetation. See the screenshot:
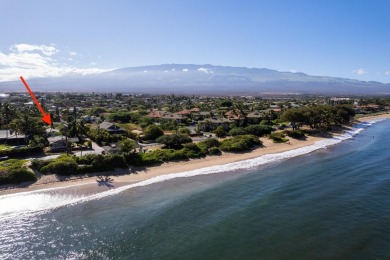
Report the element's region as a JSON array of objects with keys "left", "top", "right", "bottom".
[
  {"left": 280, "top": 105, "right": 355, "bottom": 130},
  {"left": 0, "top": 92, "right": 388, "bottom": 185},
  {"left": 0, "top": 159, "right": 36, "bottom": 185},
  {"left": 220, "top": 135, "right": 262, "bottom": 152}
]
